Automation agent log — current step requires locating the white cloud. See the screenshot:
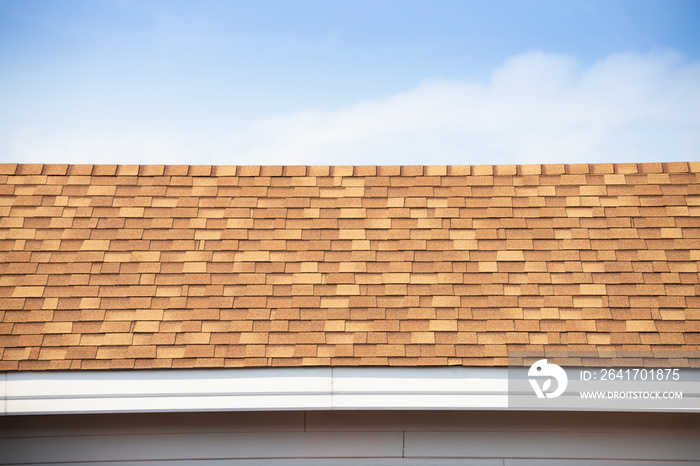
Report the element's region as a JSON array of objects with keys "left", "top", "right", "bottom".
[
  {"left": 232, "top": 50, "right": 700, "bottom": 165},
  {"left": 6, "top": 50, "right": 700, "bottom": 165}
]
